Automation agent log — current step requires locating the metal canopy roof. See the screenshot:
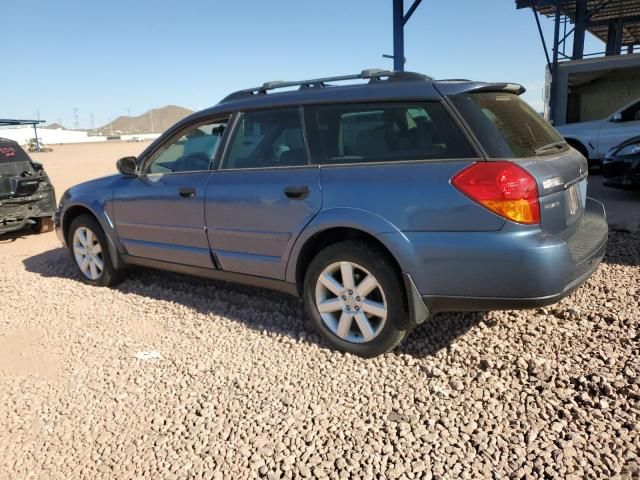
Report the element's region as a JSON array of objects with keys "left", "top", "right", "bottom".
[
  {"left": 0, "top": 119, "right": 45, "bottom": 127},
  {"left": 517, "top": 0, "right": 640, "bottom": 45}
]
